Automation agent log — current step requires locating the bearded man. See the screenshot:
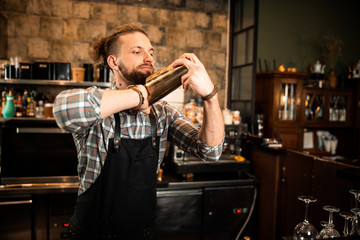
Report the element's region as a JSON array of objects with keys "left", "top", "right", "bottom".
[{"left": 53, "top": 24, "right": 224, "bottom": 240}]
